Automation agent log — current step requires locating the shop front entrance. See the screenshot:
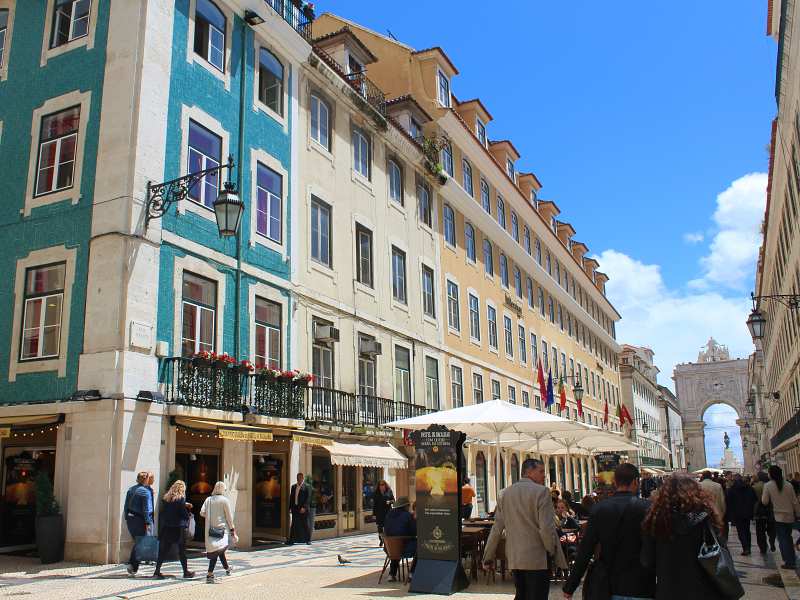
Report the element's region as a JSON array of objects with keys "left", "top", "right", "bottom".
[
  {"left": 341, "top": 466, "right": 358, "bottom": 531},
  {"left": 175, "top": 427, "right": 222, "bottom": 544},
  {"left": 252, "top": 451, "right": 287, "bottom": 542}
]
